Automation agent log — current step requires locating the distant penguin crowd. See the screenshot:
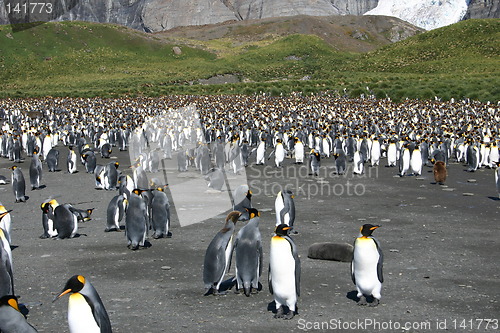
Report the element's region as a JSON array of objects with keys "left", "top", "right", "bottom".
[{"left": 0, "top": 94, "right": 499, "bottom": 330}]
